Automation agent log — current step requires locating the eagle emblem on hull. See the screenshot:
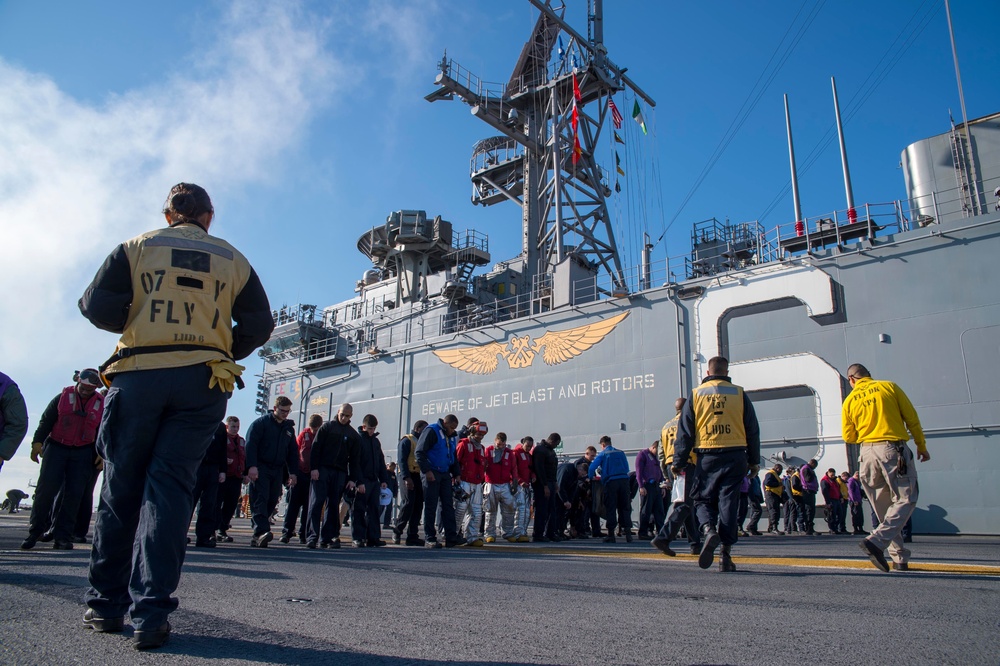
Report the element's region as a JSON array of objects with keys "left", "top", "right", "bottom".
[{"left": 433, "top": 311, "right": 630, "bottom": 375}]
